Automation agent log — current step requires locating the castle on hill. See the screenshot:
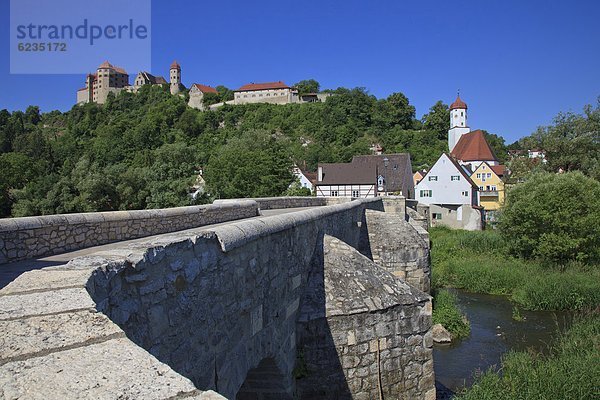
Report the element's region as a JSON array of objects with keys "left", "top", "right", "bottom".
[{"left": 76, "top": 61, "right": 329, "bottom": 109}]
